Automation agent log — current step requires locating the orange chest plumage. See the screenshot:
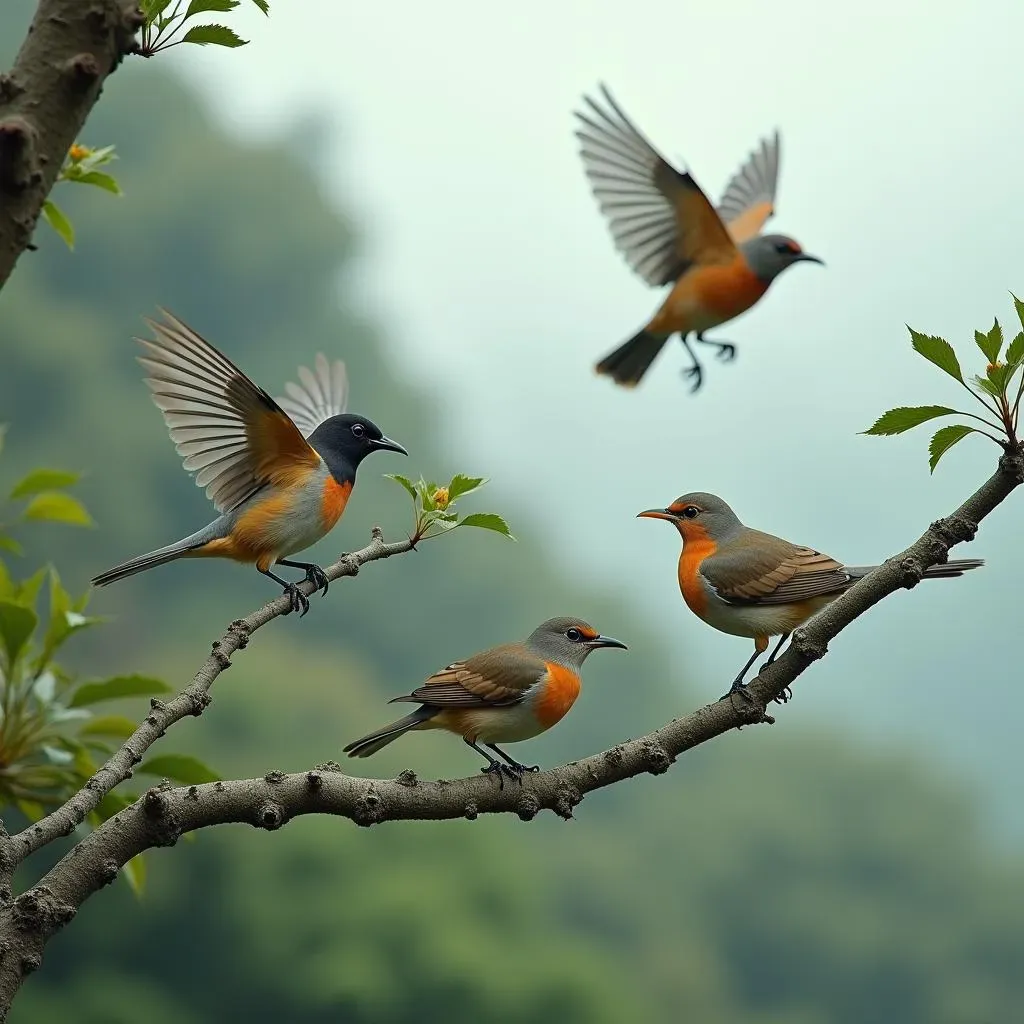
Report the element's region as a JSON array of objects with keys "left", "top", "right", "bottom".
[
  {"left": 532, "top": 663, "right": 582, "bottom": 730},
  {"left": 320, "top": 476, "right": 353, "bottom": 529},
  {"left": 689, "top": 256, "right": 768, "bottom": 318},
  {"left": 676, "top": 532, "right": 717, "bottom": 618}
]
